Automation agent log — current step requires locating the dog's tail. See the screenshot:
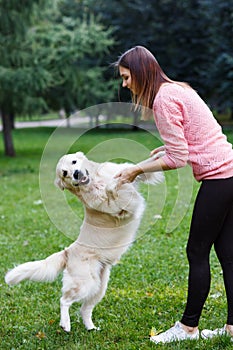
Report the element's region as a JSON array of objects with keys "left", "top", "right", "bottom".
[
  {"left": 136, "top": 152, "right": 165, "bottom": 185},
  {"left": 5, "top": 250, "right": 67, "bottom": 285},
  {"left": 137, "top": 170, "right": 164, "bottom": 185}
]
